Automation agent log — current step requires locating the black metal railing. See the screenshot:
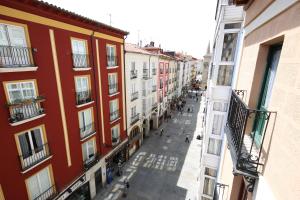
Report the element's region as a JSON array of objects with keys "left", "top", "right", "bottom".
[
  {"left": 72, "top": 53, "right": 89, "bottom": 68},
  {"left": 214, "top": 183, "right": 229, "bottom": 200},
  {"left": 226, "top": 90, "right": 274, "bottom": 177},
  {"left": 131, "top": 91, "right": 139, "bottom": 101},
  {"left": 80, "top": 122, "right": 95, "bottom": 140},
  {"left": 152, "top": 85, "right": 157, "bottom": 92},
  {"left": 131, "top": 113, "right": 140, "bottom": 125},
  {"left": 0, "top": 45, "right": 35, "bottom": 68},
  {"left": 33, "top": 185, "right": 56, "bottom": 200},
  {"left": 130, "top": 70, "right": 137, "bottom": 79},
  {"left": 110, "top": 110, "right": 119, "bottom": 121},
  {"left": 107, "top": 55, "right": 118, "bottom": 67},
  {"left": 19, "top": 143, "right": 50, "bottom": 171},
  {"left": 83, "top": 153, "right": 99, "bottom": 170},
  {"left": 152, "top": 103, "right": 158, "bottom": 110},
  {"left": 108, "top": 83, "right": 118, "bottom": 95},
  {"left": 111, "top": 137, "right": 120, "bottom": 146},
  {"left": 7, "top": 97, "right": 45, "bottom": 123},
  {"left": 152, "top": 68, "right": 156, "bottom": 75},
  {"left": 76, "top": 90, "right": 92, "bottom": 105}
]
